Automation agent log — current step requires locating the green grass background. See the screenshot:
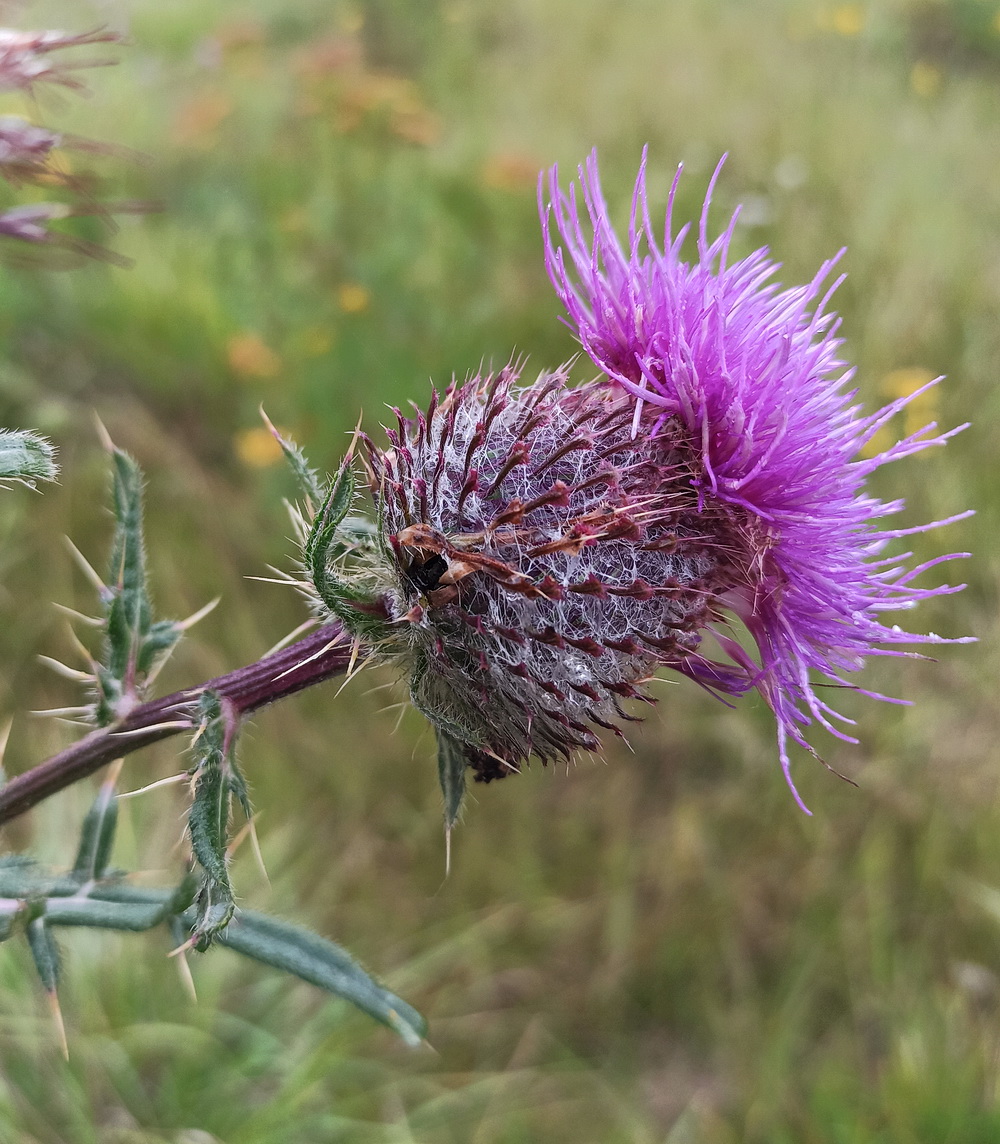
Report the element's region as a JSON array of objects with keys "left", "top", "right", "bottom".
[{"left": 0, "top": 0, "right": 997, "bottom": 1139}]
